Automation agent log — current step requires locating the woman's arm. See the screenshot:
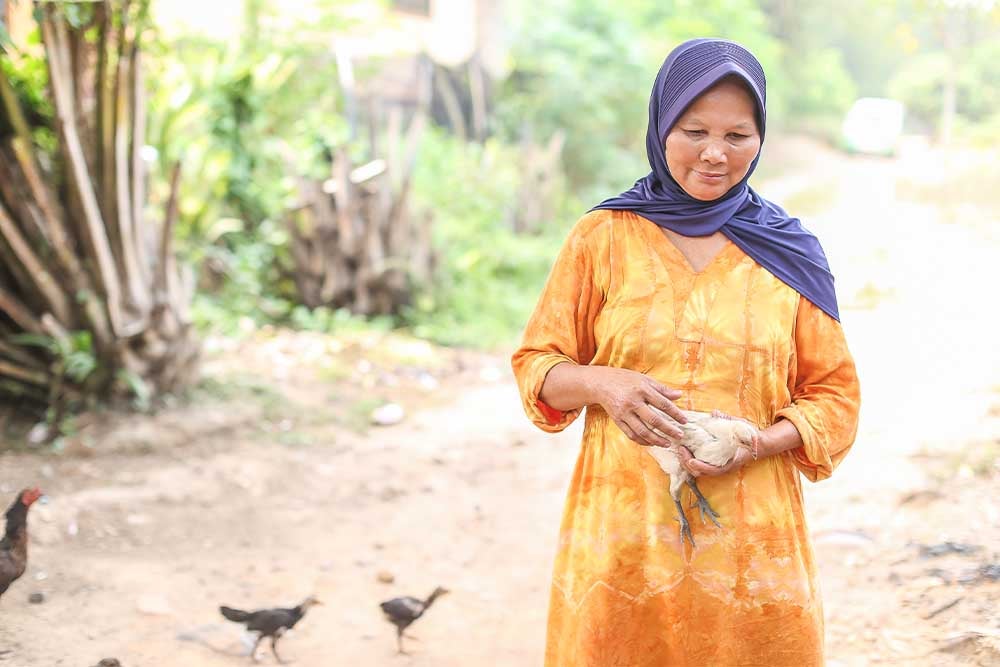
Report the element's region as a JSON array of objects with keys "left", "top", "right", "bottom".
[
  {"left": 540, "top": 362, "right": 688, "bottom": 446},
  {"left": 681, "top": 298, "right": 860, "bottom": 479}
]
